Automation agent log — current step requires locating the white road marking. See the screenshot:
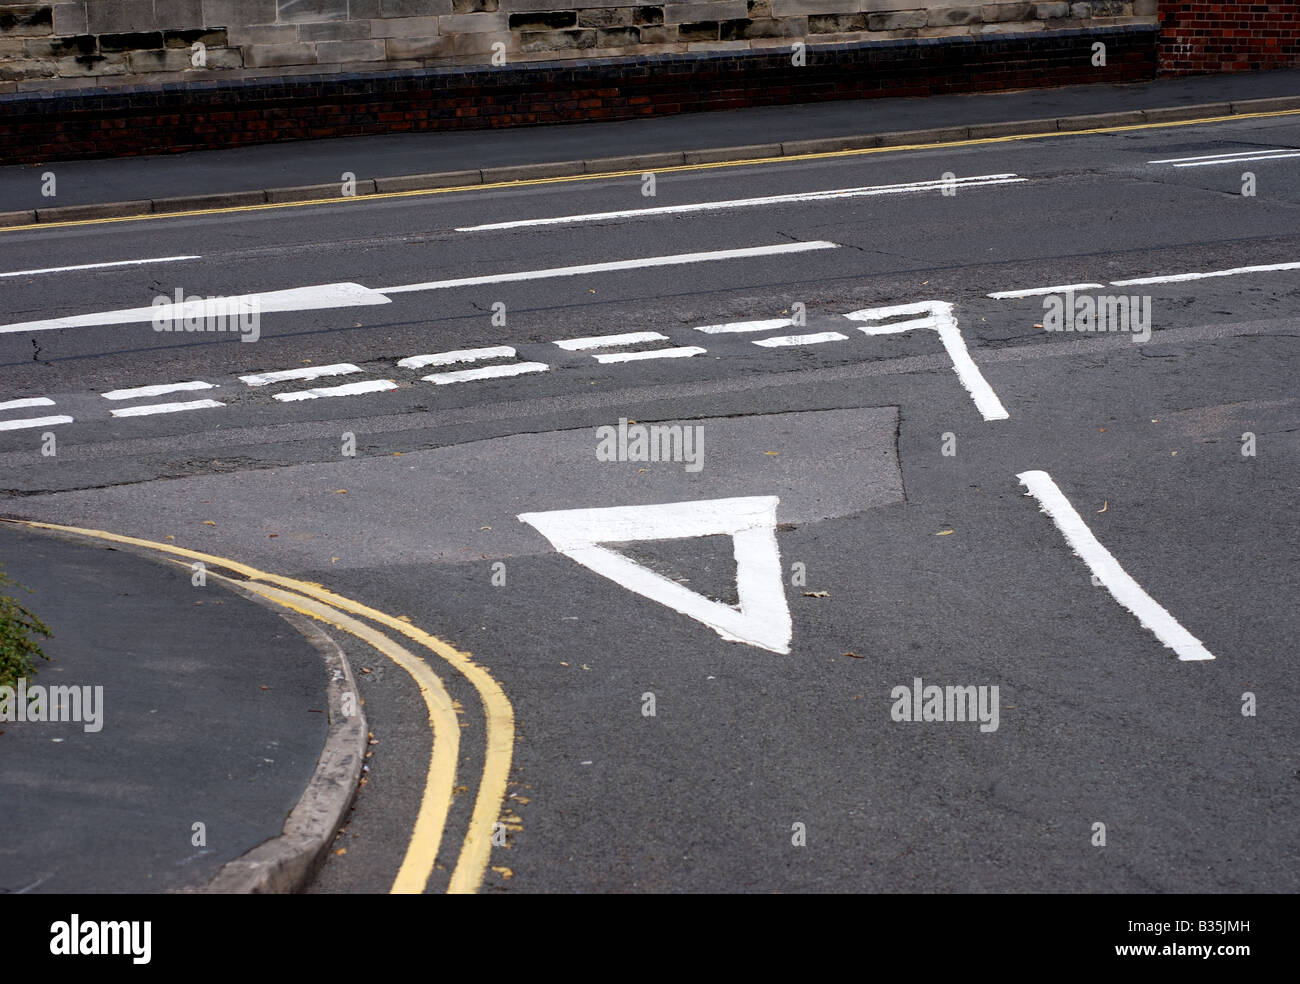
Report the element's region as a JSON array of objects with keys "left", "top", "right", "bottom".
[
  {"left": 273, "top": 379, "right": 398, "bottom": 401},
  {"left": 455, "top": 175, "right": 1027, "bottom": 231},
  {"left": 987, "top": 283, "right": 1106, "bottom": 299},
  {"left": 376, "top": 242, "right": 840, "bottom": 294},
  {"left": 593, "top": 346, "right": 706, "bottom": 363},
  {"left": 753, "top": 331, "right": 847, "bottom": 347},
  {"left": 241, "top": 363, "right": 362, "bottom": 386},
  {"left": 1174, "top": 153, "right": 1300, "bottom": 167},
  {"left": 0, "top": 255, "right": 200, "bottom": 278},
  {"left": 109, "top": 399, "right": 225, "bottom": 417},
  {"left": 101, "top": 380, "right": 216, "bottom": 400},
  {"left": 1017, "top": 470, "right": 1215, "bottom": 661},
  {"left": 423, "top": 362, "right": 550, "bottom": 385},
  {"left": 0, "top": 415, "right": 73, "bottom": 431},
  {"left": 1110, "top": 261, "right": 1300, "bottom": 286},
  {"left": 554, "top": 331, "right": 668, "bottom": 351},
  {"left": 694, "top": 318, "right": 794, "bottom": 334},
  {"left": 0, "top": 397, "right": 55, "bottom": 410},
  {"left": 845, "top": 301, "right": 1009, "bottom": 421},
  {"left": 1148, "top": 148, "right": 1300, "bottom": 167},
  {"left": 398, "top": 346, "right": 517, "bottom": 369},
  {"left": 518, "top": 496, "right": 793, "bottom": 654}
]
